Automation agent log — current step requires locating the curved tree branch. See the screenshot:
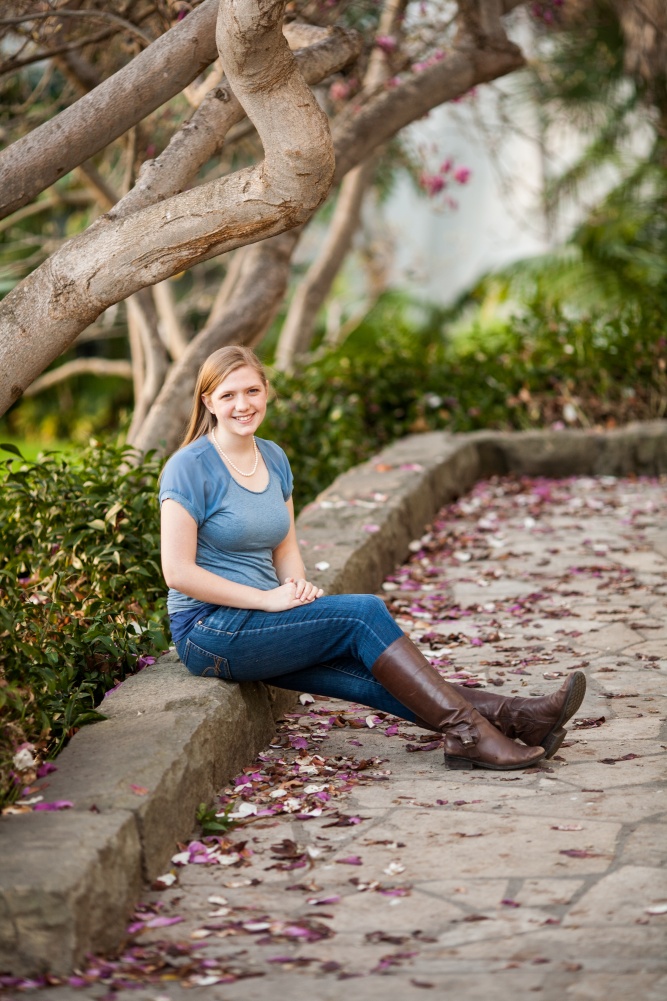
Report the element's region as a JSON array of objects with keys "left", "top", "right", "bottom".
[
  {"left": 332, "top": 41, "right": 524, "bottom": 184},
  {"left": 0, "top": 0, "right": 221, "bottom": 220},
  {"left": 113, "top": 24, "right": 361, "bottom": 221},
  {"left": 23, "top": 358, "right": 133, "bottom": 396},
  {"left": 0, "top": 0, "right": 334, "bottom": 418},
  {"left": 0, "top": 10, "right": 153, "bottom": 47}
]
